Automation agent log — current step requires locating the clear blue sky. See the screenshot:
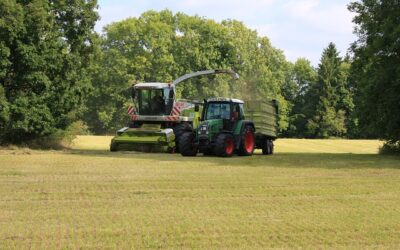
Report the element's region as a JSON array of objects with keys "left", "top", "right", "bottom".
[{"left": 96, "top": 0, "right": 356, "bottom": 66}]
